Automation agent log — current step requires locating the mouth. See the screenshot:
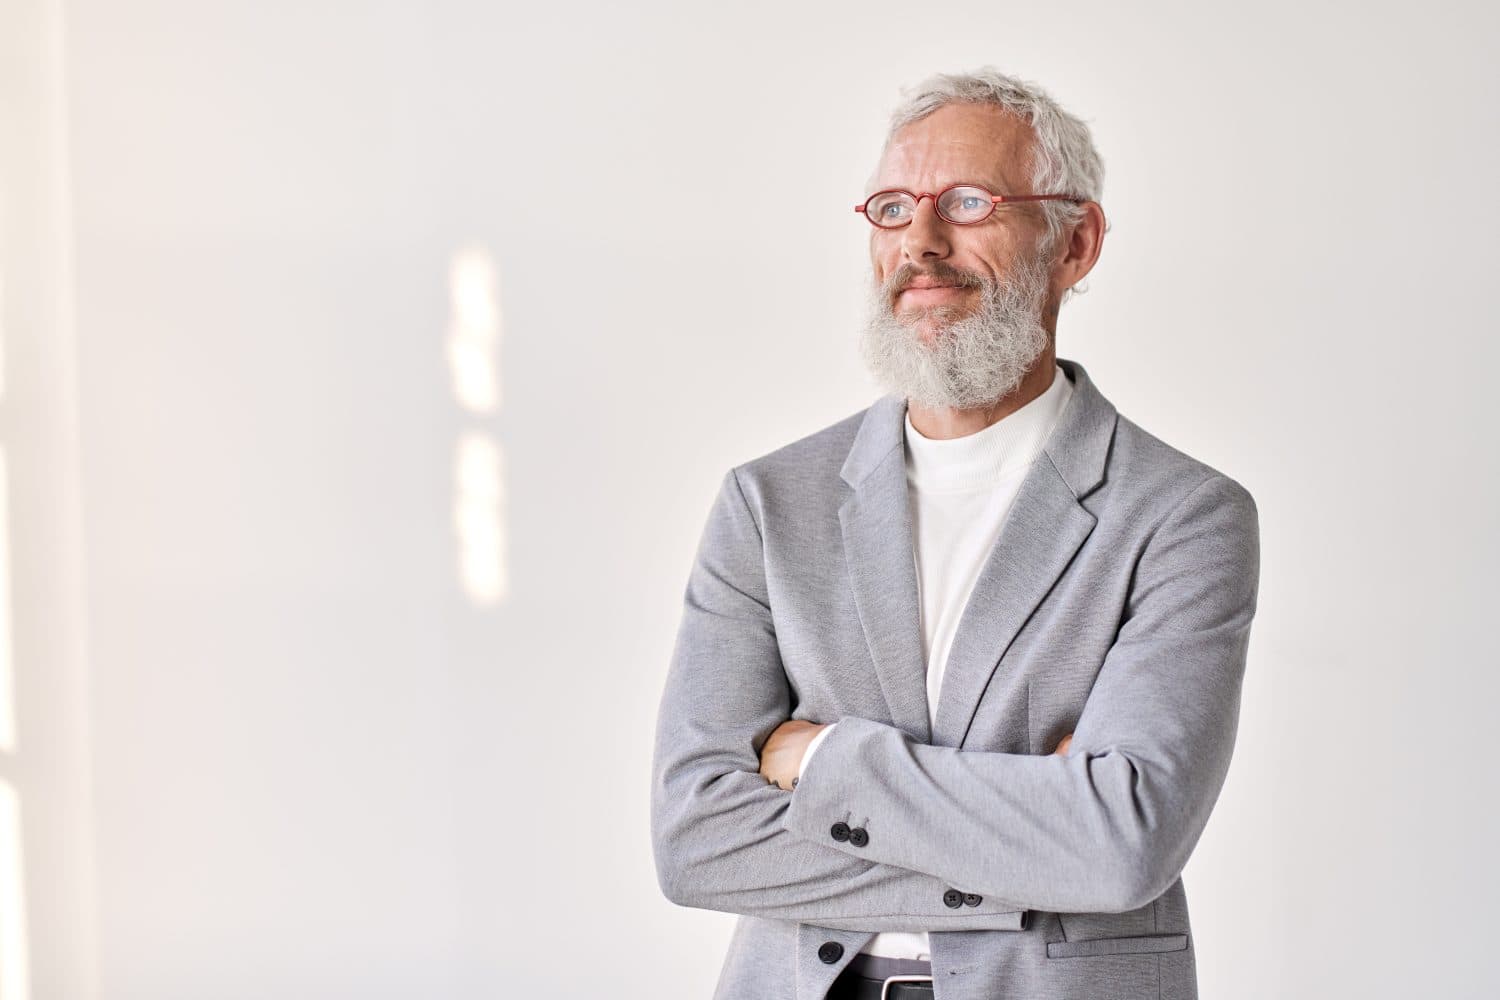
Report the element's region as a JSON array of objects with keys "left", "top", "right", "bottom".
[{"left": 897, "top": 283, "right": 971, "bottom": 307}]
